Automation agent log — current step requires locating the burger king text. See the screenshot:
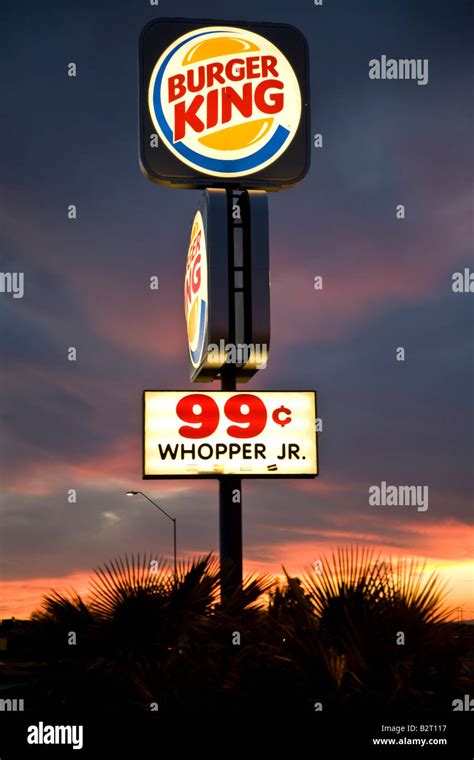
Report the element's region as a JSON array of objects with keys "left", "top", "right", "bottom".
[{"left": 168, "top": 55, "right": 284, "bottom": 141}]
